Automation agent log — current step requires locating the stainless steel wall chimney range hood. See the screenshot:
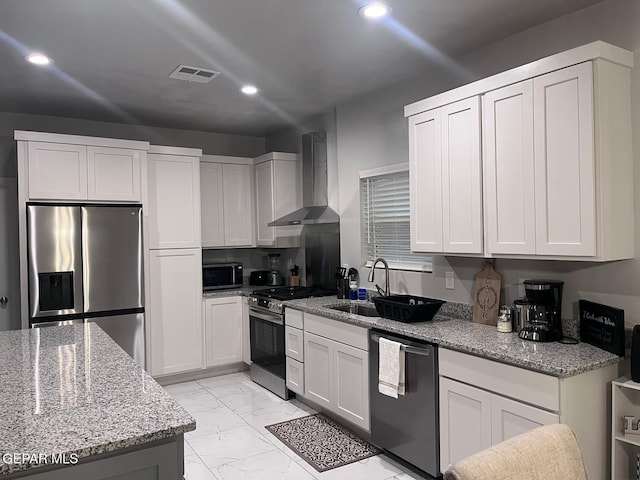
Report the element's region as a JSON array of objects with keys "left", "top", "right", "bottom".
[{"left": 268, "top": 132, "right": 339, "bottom": 226}]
